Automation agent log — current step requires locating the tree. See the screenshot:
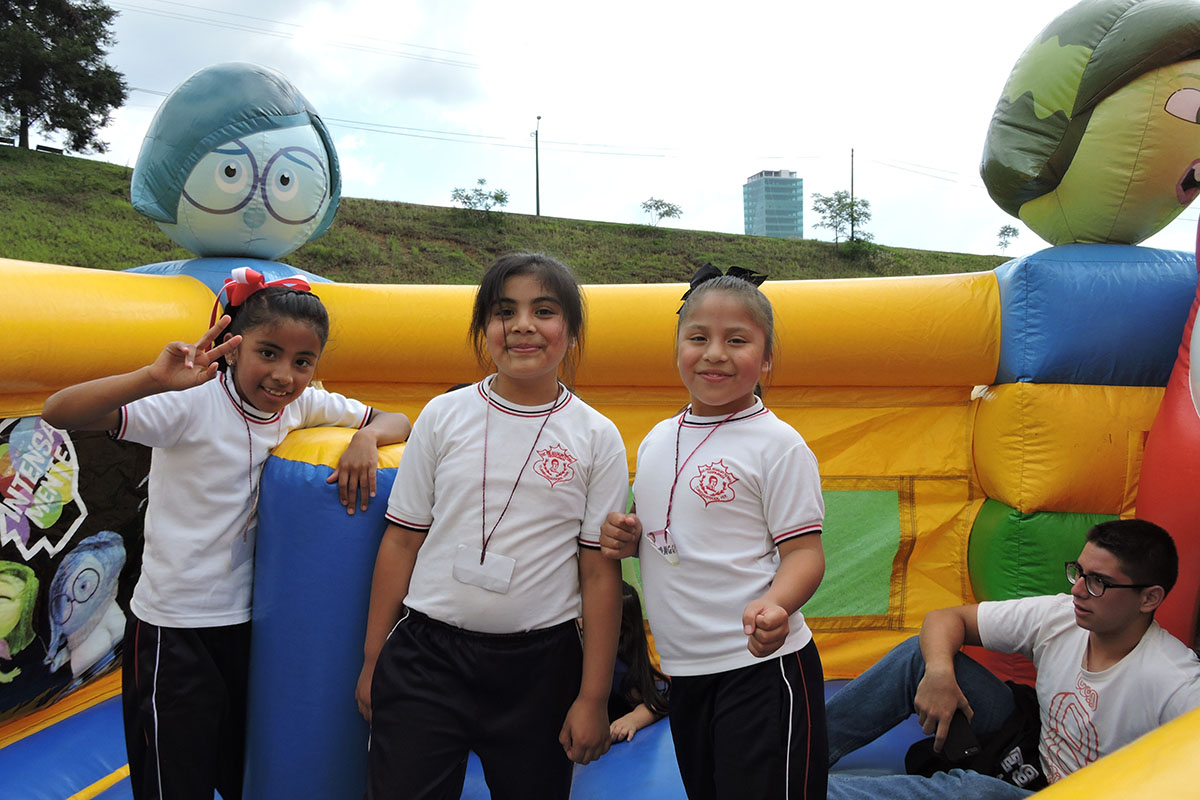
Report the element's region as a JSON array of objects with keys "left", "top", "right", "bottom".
[
  {"left": 641, "top": 197, "right": 682, "bottom": 226},
  {"left": 998, "top": 224, "right": 1020, "bottom": 253},
  {"left": 0, "top": 0, "right": 128, "bottom": 152},
  {"left": 812, "top": 191, "right": 872, "bottom": 248},
  {"left": 450, "top": 178, "right": 509, "bottom": 213}
]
